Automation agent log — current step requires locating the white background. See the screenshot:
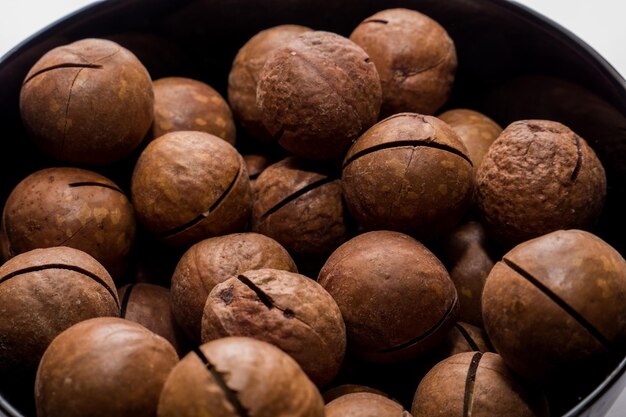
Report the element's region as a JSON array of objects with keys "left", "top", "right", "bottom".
[{"left": 1, "top": 0, "right": 626, "bottom": 416}]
